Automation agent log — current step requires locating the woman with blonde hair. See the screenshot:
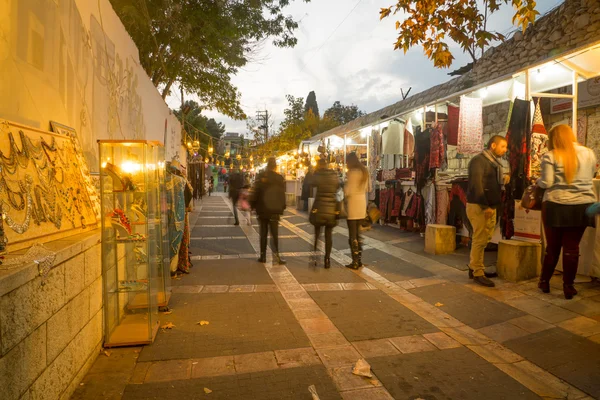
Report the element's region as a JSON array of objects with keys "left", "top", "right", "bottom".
[
  {"left": 345, "top": 152, "right": 371, "bottom": 269},
  {"left": 537, "top": 124, "right": 597, "bottom": 299}
]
